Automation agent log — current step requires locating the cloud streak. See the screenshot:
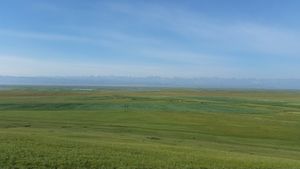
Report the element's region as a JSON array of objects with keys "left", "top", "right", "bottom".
[
  {"left": 0, "top": 29, "right": 95, "bottom": 43},
  {"left": 106, "top": 1, "right": 300, "bottom": 57}
]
